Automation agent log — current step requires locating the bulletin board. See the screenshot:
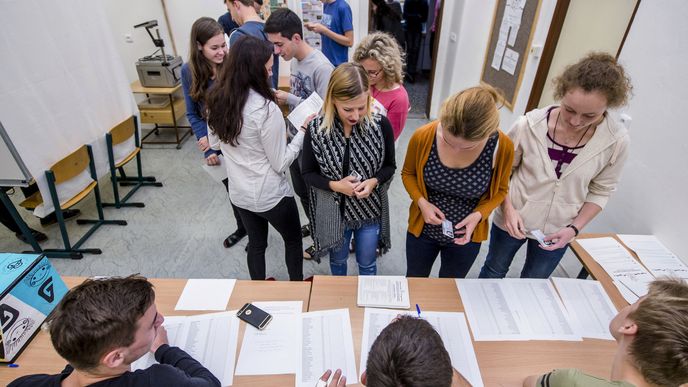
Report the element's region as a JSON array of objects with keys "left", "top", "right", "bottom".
[{"left": 481, "top": 0, "right": 542, "bottom": 110}]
